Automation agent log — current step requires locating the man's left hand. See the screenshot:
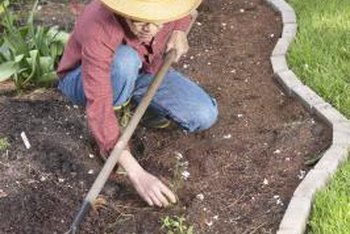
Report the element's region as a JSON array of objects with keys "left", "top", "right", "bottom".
[{"left": 166, "top": 30, "right": 189, "bottom": 62}]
